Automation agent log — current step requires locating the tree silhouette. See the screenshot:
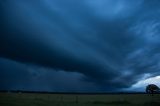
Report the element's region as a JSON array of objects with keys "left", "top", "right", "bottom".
[{"left": 146, "top": 84, "right": 160, "bottom": 95}]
